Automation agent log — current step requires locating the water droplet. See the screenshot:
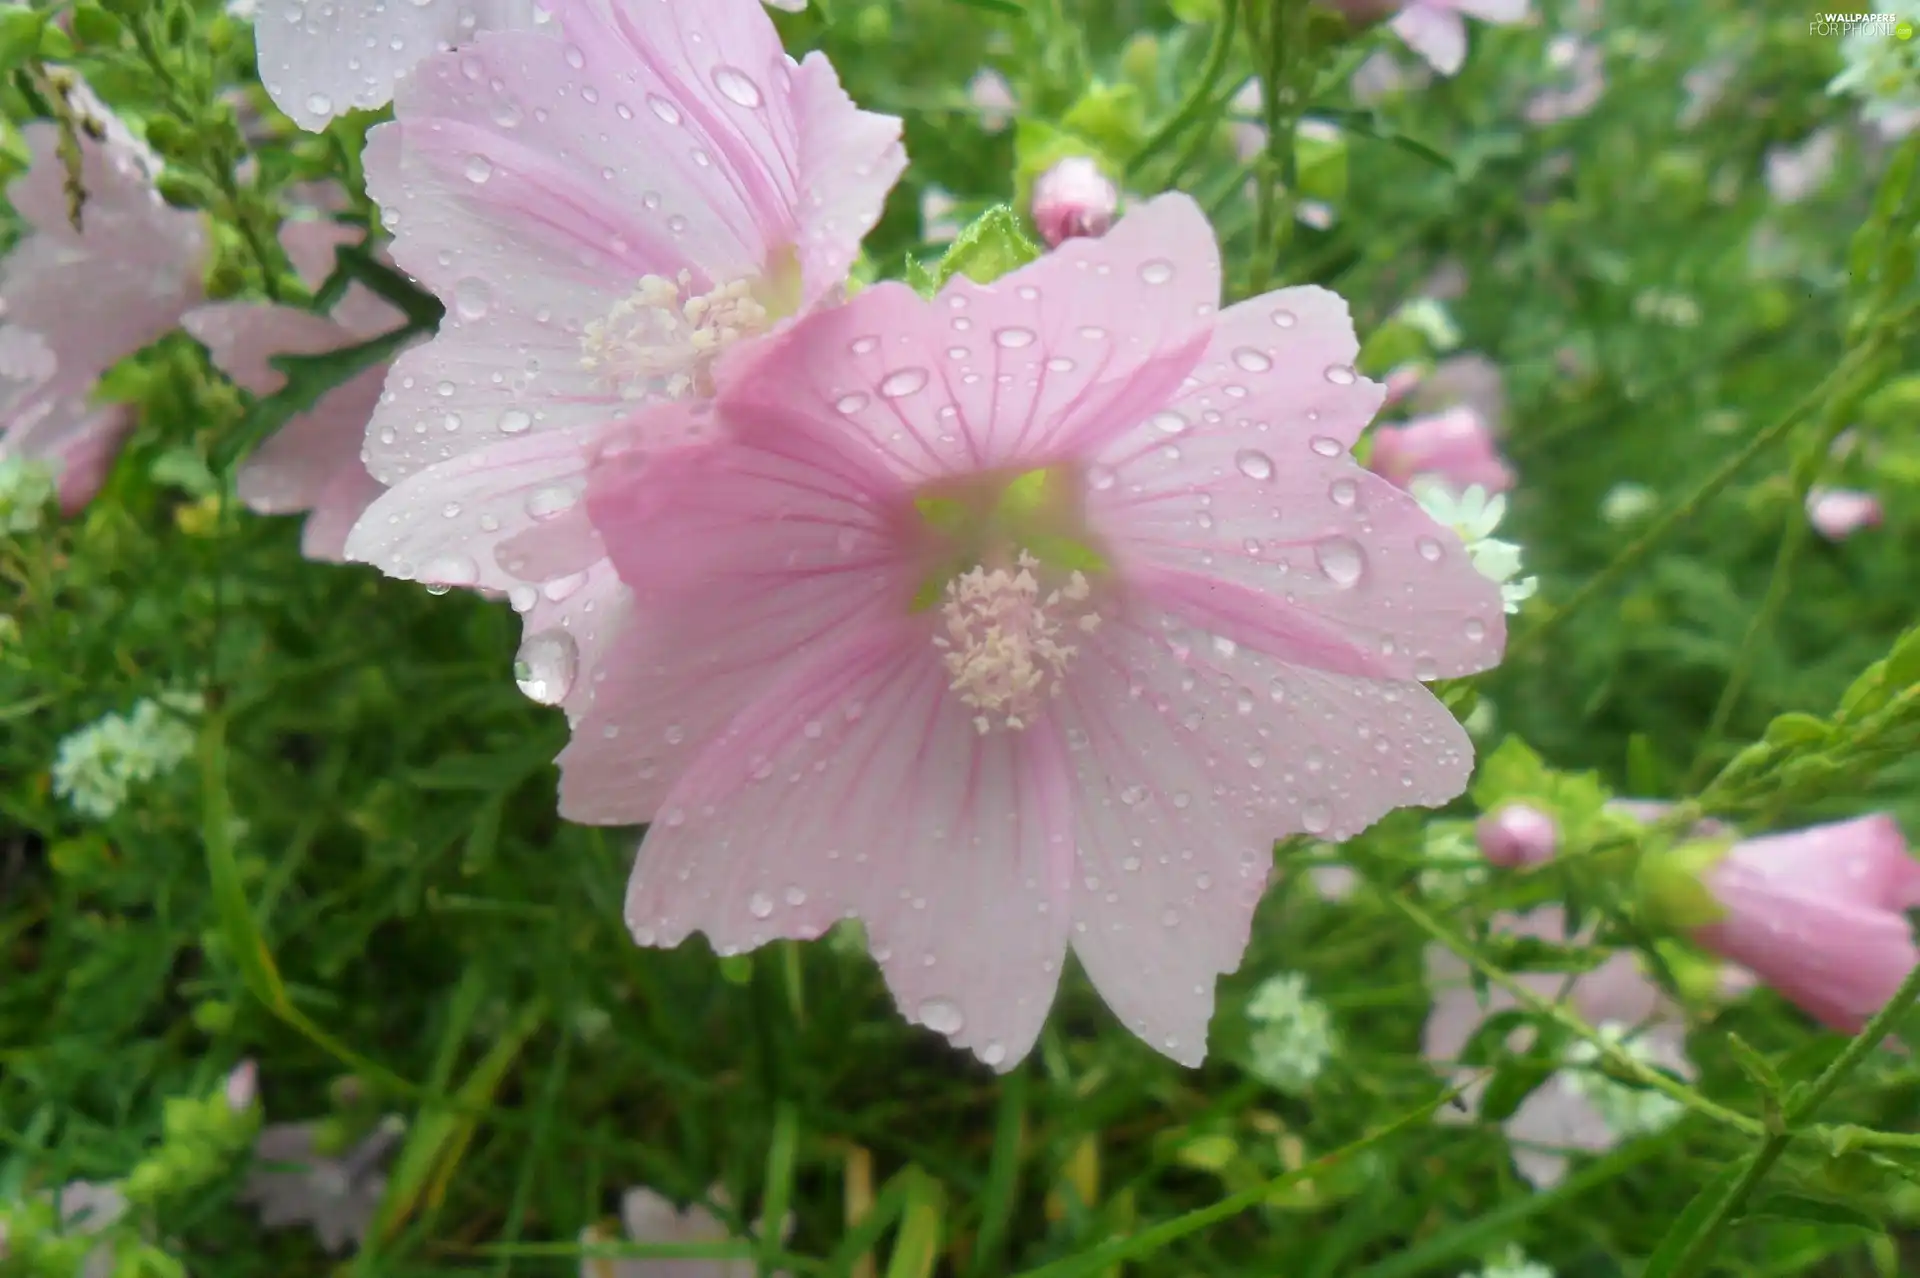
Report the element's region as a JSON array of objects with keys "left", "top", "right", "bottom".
[
  {"left": 748, "top": 891, "right": 775, "bottom": 919},
  {"left": 879, "top": 367, "right": 929, "bottom": 398},
  {"left": 1151, "top": 410, "right": 1188, "bottom": 435},
  {"left": 1235, "top": 449, "right": 1275, "bottom": 481},
  {"left": 1314, "top": 536, "right": 1365, "bottom": 588},
  {"left": 1139, "top": 259, "right": 1174, "bottom": 284},
  {"left": 526, "top": 486, "right": 576, "bottom": 520},
  {"left": 1302, "top": 801, "right": 1332, "bottom": 834},
  {"left": 1271, "top": 309, "right": 1297, "bottom": 327},
  {"left": 1310, "top": 435, "right": 1342, "bottom": 457},
  {"left": 453, "top": 276, "right": 492, "bottom": 319},
  {"left": 563, "top": 43, "right": 585, "bottom": 69},
  {"left": 1464, "top": 617, "right": 1487, "bottom": 642},
  {"left": 1232, "top": 347, "right": 1273, "bottom": 372},
  {"left": 994, "top": 326, "right": 1036, "bottom": 348},
  {"left": 918, "top": 997, "right": 965, "bottom": 1034},
  {"left": 464, "top": 154, "right": 494, "bottom": 184},
  {"left": 543, "top": 571, "right": 586, "bottom": 602},
  {"left": 850, "top": 335, "right": 880, "bottom": 355},
  {"left": 785, "top": 885, "right": 808, "bottom": 906},
  {"left": 1329, "top": 478, "right": 1357, "bottom": 507},
  {"left": 1416, "top": 536, "right": 1444, "bottom": 562},
  {"left": 835, "top": 392, "right": 870, "bottom": 414},
  {"left": 712, "top": 65, "right": 763, "bottom": 108},
  {"left": 305, "top": 92, "right": 333, "bottom": 117},
  {"left": 507, "top": 585, "right": 537, "bottom": 613},
  {"left": 513, "top": 630, "right": 579, "bottom": 705},
  {"left": 498, "top": 408, "right": 533, "bottom": 435},
  {"left": 421, "top": 554, "right": 478, "bottom": 587},
  {"left": 1088, "top": 464, "right": 1117, "bottom": 491},
  {"left": 981, "top": 1041, "right": 1007, "bottom": 1066},
  {"left": 1324, "top": 364, "right": 1357, "bottom": 385},
  {"left": 1269, "top": 676, "right": 1289, "bottom": 703},
  {"left": 648, "top": 94, "right": 682, "bottom": 124}
]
